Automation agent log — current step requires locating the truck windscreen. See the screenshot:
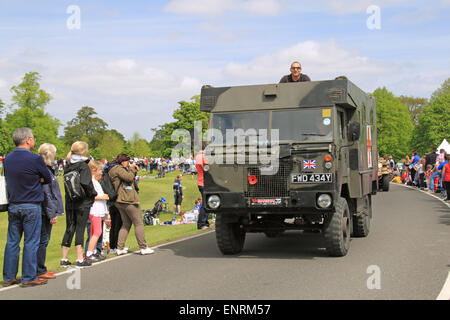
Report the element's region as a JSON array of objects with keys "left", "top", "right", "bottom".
[
  {"left": 211, "top": 112, "right": 269, "bottom": 143},
  {"left": 272, "top": 108, "right": 333, "bottom": 142}
]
